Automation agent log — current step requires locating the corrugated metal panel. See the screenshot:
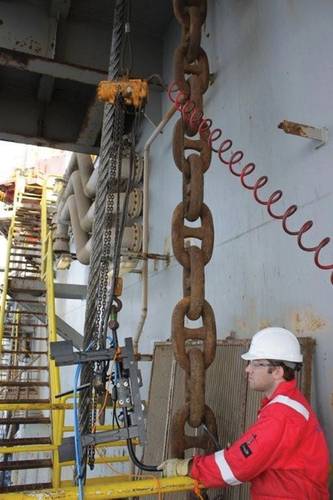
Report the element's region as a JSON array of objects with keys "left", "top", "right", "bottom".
[{"left": 143, "top": 338, "right": 314, "bottom": 500}]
